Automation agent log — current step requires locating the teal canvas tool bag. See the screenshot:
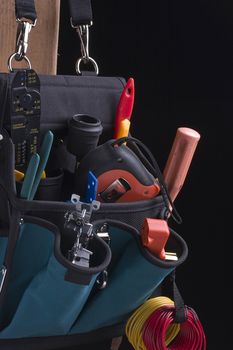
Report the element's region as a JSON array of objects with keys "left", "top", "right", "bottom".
[
  {"left": 0, "top": 133, "right": 188, "bottom": 349},
  {"left": 0, "top": 0, "right": 189, "bottom": 349}
]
